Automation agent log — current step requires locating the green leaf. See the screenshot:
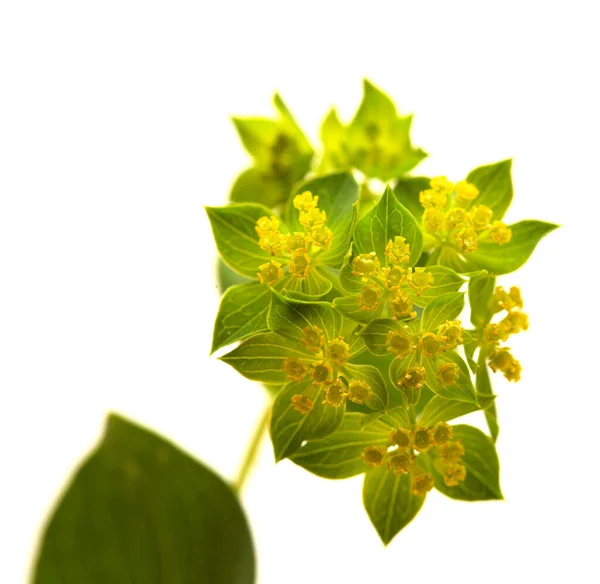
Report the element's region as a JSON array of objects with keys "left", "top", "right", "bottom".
[
  {"left": 291, "top": 413, "right": 390, "bottom": 479},
  {"left": 273, "top": 93, "right": 314, "bottom": 154},
  {"left": 463, "top": 329, "right": 479, "bottom": 373},
  {"left": 230, "top": 167, "right": 289, "bottom": 208},
  {"left": 267, "top": 290, "right": 343, "bottom": 342},
  {"left": 393, "top": 176, "right": 430, "bottom": 219},
  {"left": 343, "top": 362, "right": 389, "bottom": 411},
  {"left": 353, "top": 185, "right": 423, "bottom": 266},
  {"left": 270, "top": 380, "right": 344, "bottom": 460},
  {"left": 418, "top": 395, "right": 481, "bottom": 427},
  {"left": 220, "top": 332, "right": 309, "bottom": 385},
  {"left": 360, "top": 318, "right": 401, "bottom": 356},
  {"left": 465, "top": 220, "right": 558, "bottom": 275},
  {"left": 407, "top": 266, "right": 466, "bottom": 308},
  {"left": 389, "top": 353, "right": 419, "bottom": 405},
  {"left": 206, "top": 203, "right": 283, "bottom": 278},
  {"left": 279, "top": 267, "right": 333, "bottom": 300},
  {"left": 476, "top": 351, "right": 499, "bottom": 442},
  {"left": 466, "top": 159, "right": 513, "bottom": 220},
  {"left": 363, "top": 465, "right": 425, "bottom": 544},
  {"left": 423, "top": 351, "right": 478, "bottom": 404},
  {"left": 332, "top": 294, "right": 384, "bottom": 324},
  {"left": 468, "top": 275, "right": 497, "bottom": 328},
  {"left": 211, "top": 282, "right": 271, "bottom": 353},
  {"left": 421, "top": 292, "right": 465, "bottom": 332},
  {"left": 378, "top": 405, "right": 412, "bottom": 429},
  {"left": 319, "top": 108, "right": 348, "bottom": 172},
  {"left": 423, "top": 424, "right": 503, "bottom": 501},
  {"left": 33, "top": 414, "right": 255, "bottom": 584},
  {"left": 216, "top": 257, "right": 252, "bottom": 294},
  {"left": 233, "top": 117, "right": 278, "bottom": 158}
]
